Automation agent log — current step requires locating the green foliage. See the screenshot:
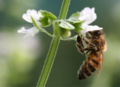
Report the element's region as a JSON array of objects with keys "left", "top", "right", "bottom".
[
  {"left": 31, "top": 9, "right": 84, "bottom": 39},
  {"left": 39, "top": 10, "right": 57, "bottom": 27},
  {"left": 72, "top": 23, "right": 82, "bottom": 33},
  {"left": 68, "top": 12, "right": 82, "bottom": 23},
  {"left": 58, "top": 20, "right": 75, "bottom": 30}
]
